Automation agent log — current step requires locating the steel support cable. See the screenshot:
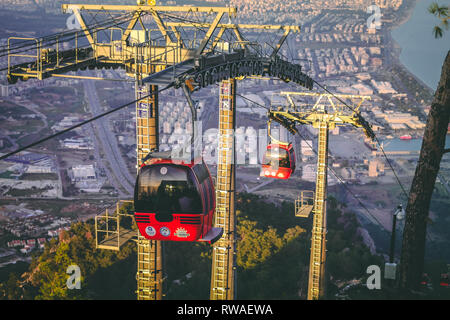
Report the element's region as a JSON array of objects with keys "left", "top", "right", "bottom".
[
  {"left": 285, "top": 35, "right": 297, "bottom": 63},
  {"left": 307, "top": 79, "right": 410, "bottom": 200},
  {"left": 0, "top": 21, "right": 131, "bottom": 60},
  {"left": 295, "top": 130, "right": 385, "bottom": 227},
  {"left": 0, "top": 11, "right": 133, "bottom": 52},
  {"left": 0, "top": 12, "right": 138, "bottom": 58},
  {"left": 264, "top": 41, "right": 291, "bottom": 61},
  {"left": 158, "top": 12, "right": 209, "bottom": 35},
  {"left": 225, "top": 88, "right": 386, "bottom": 227},
  {"left": 87, "top": 10, "right": 116, "bottom": 44},
  {"left": 0, "top": 14, "right": 151, "bottom": 72},
  {"left": 211, "top": 15, "right": 266, "bottom": 58},
  {"left": 0, "top": 84, "right": 170, "bottom": 162},
  {"left": 0, "top": 14, "right": 130, "bottom": 53},
  {"left": 237, "top": 82, "right": 415, "bottom": 238},
  {"left": 158, "top": 11, "right": 262, "bottom": 56}
]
